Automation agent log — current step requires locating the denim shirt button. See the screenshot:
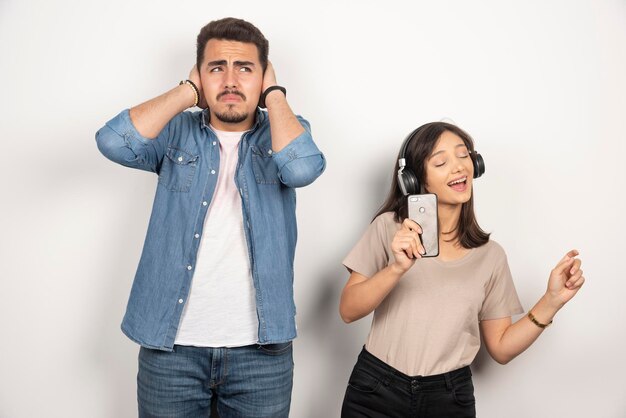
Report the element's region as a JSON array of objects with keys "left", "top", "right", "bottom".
[
  {"left": 202, "top": 201, "right": 208, "bottom": 206},
  {"left": 187, "top": 265, "right": 192, "bottom": 270},
  {"left": 211, "top": 170, "right": 216, "bottom": 174},
  {"left": 178, "top": 299, "right": 184, "bottom": 304},
  {"left": 212, "top": 141, "right": 216, "bottom": 146},
  {"left": 194, "top": 233, "right": 200, "bottom": 238}
]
